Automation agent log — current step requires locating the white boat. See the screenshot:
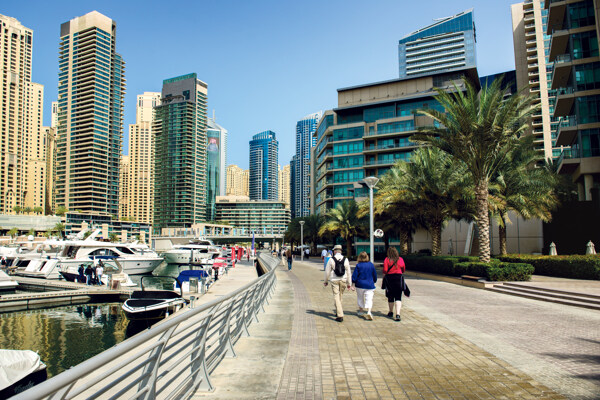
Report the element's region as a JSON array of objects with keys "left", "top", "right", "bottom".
[
  {"left": 122, "top": 276, "right": 187, "bottom": 320},
  {"left": 163, "top": 238, "right": 221, "bottom": 265},
  {"left": 14, "top": 230, "right": 163, "bottom": 276},
  {"left": 0, "top": 349, "right": 47, "bottom": 398},
  {"left": 58, "top": 260, "right": 136, "bottom": 287},
  {"left": 0, "top": 269, "right": 18, "bottom": 293}
]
